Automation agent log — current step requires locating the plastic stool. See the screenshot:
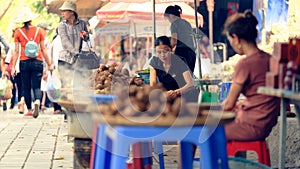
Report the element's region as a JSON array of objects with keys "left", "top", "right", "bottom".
[{"left": 227, "top": 140, "right": 271, "bottom": 166}]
